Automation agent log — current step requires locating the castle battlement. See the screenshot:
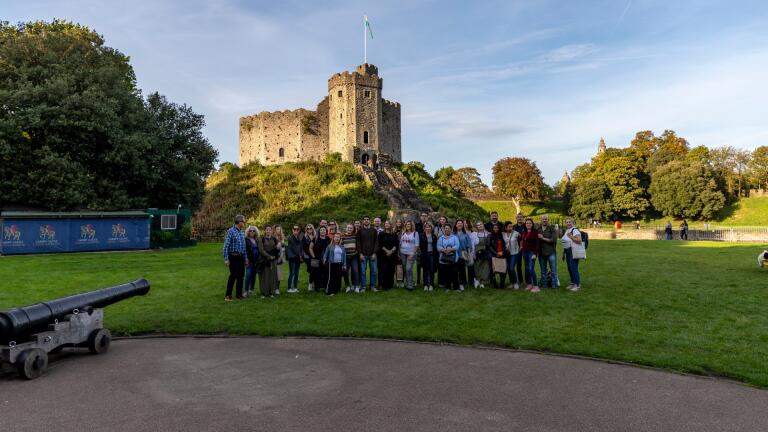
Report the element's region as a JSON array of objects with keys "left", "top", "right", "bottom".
[{"left": 240, "top": 64, "right": 401, "bottom": 167}]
